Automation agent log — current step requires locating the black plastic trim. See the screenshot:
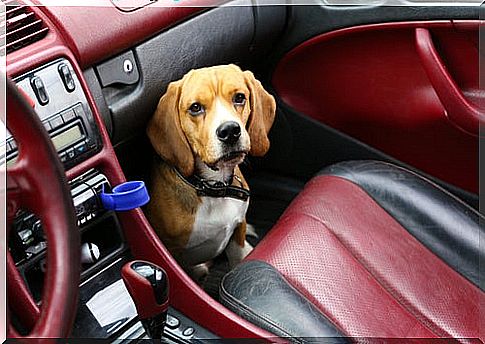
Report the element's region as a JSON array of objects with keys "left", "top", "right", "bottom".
[{"left": 91, "top": 2, "right": 286, "bottom": 145}]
